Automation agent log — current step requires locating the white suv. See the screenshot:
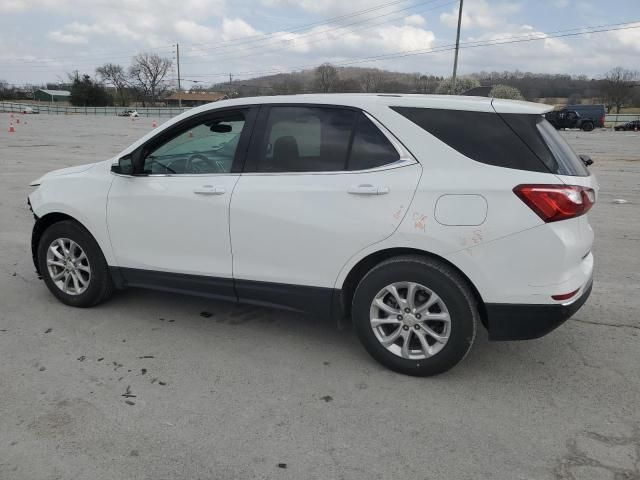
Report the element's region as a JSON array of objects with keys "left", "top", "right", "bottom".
[{"left": 28, "top": 94, "right": 597, "bottom": 376}]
